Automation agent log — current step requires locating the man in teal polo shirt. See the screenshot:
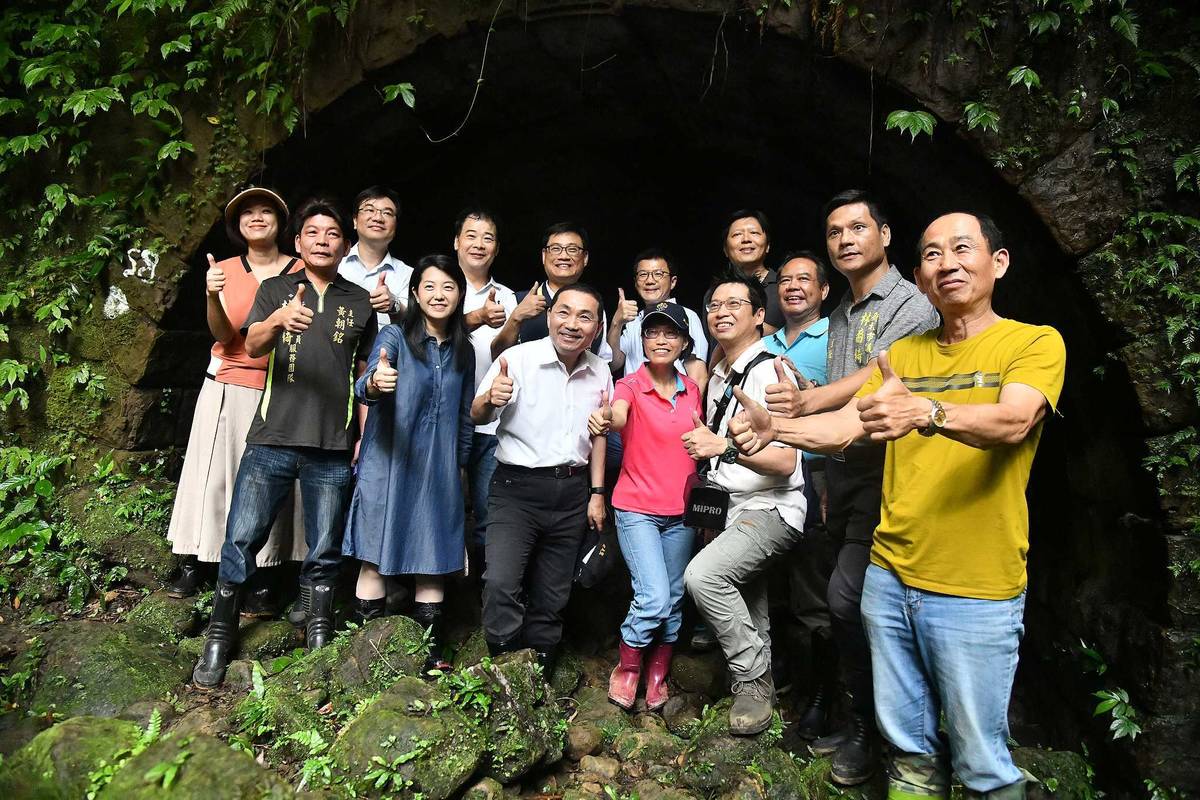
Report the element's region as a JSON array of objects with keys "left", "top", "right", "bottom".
[{"left": 763, "top": 251, "right": 830, "bottom": 383}]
